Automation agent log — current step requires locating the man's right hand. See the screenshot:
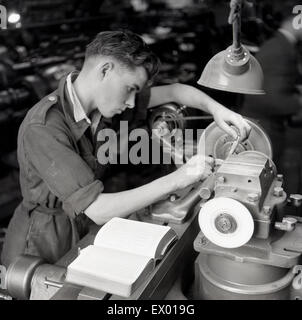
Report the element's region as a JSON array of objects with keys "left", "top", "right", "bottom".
[
  {"left": 171, "top": 154, "right": 214, "bottom": 190},
  {"left": 85, "top": 154, "right": 214, "bottom": 225}
]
